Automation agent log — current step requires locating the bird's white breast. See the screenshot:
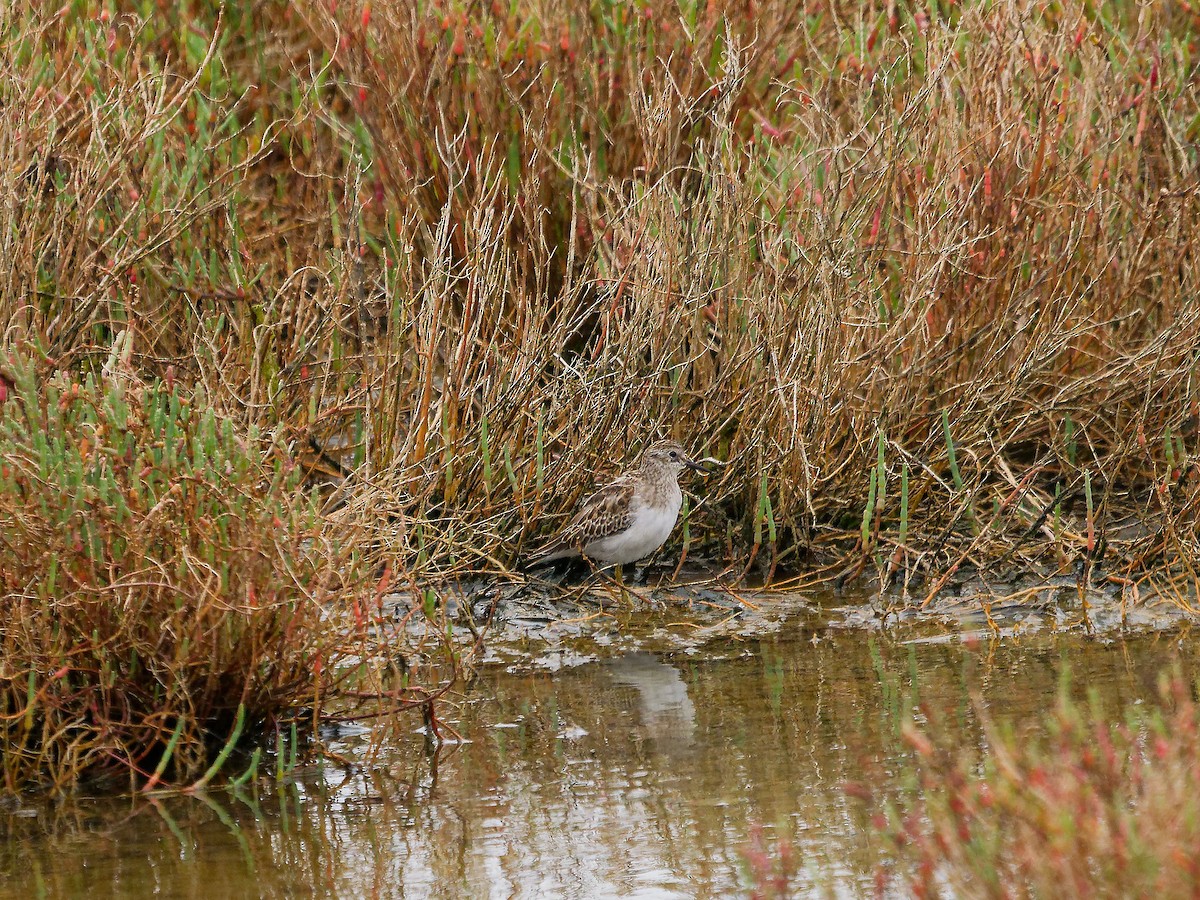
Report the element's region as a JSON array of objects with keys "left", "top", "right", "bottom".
[{"left": 584, "top": 485, "right": 682, "bottom": 565}]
